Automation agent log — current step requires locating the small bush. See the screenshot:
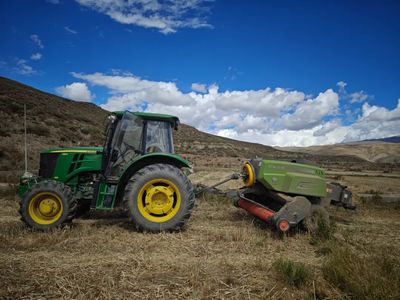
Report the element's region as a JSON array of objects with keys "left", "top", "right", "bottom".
[
  {"left": 323, "top": 245, "right": 400, "bottom": 299},
  {"left": 27, "top": 124, "right": 50, "bottom": 136},
  {"left": 80, "top": 127, "right": 90, "bottom": 135},
  {"left": 7, "top": 101, "right": 23, "bottom": 114},
  {"left": 0, "top": 128, "right": 11, "bottom": 137},
  {"left": 307, "top": 209, "right": 335, "bottom": 244},
  {"left": 313, "top": 219, "right": 335, "bottom": 243},
  {"left": 273, "top": 258, "right": 312, "bottom": 287}
]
